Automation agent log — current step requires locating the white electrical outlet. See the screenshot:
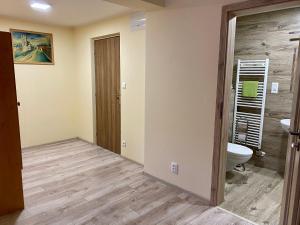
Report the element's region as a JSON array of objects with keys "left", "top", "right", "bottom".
[
  {"left": 122, "top": 82, "right": 127, "bottom": 90},
  {"left": 271, "top": 82, "right": 279, "bottom": 94},
  {"left": 122, "top": 140, "right": 127, "bottom": 148},
  {"left": 170, "top": 162, "right": 178, "bottom": 175}
]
